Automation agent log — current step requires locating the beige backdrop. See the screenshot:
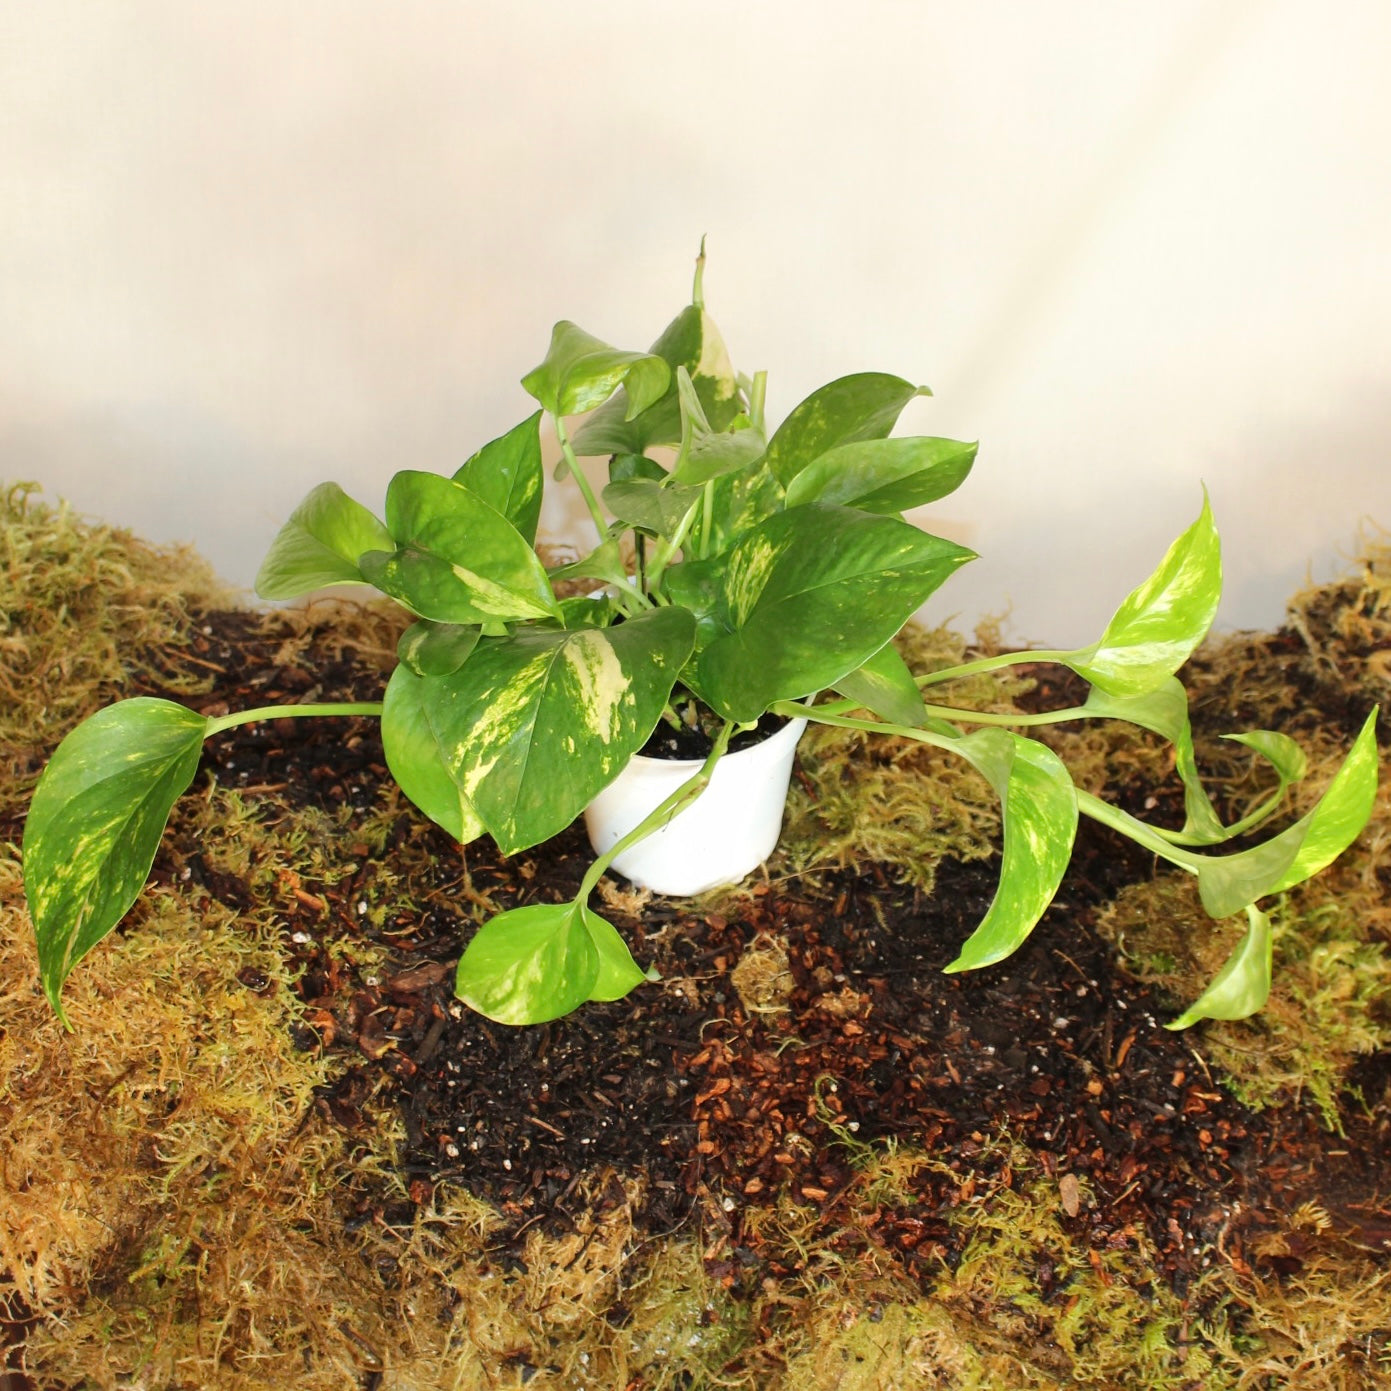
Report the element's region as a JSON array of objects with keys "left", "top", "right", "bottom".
[{"left": 2, "top": 1, "right": 1388, "bottom": 646}]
